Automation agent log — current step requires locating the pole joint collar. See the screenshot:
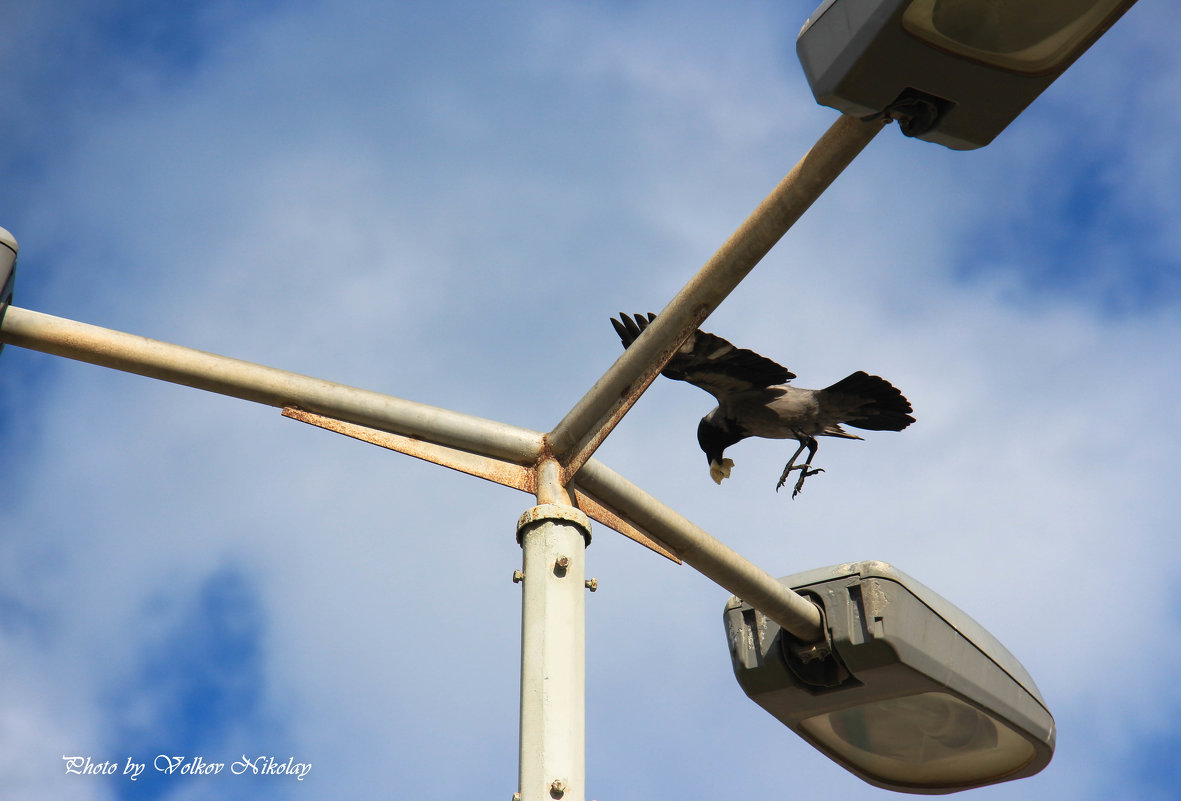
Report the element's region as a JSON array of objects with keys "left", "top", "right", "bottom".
[{"left": 516, "top": 504, "right": 592, "bottom": 547}]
